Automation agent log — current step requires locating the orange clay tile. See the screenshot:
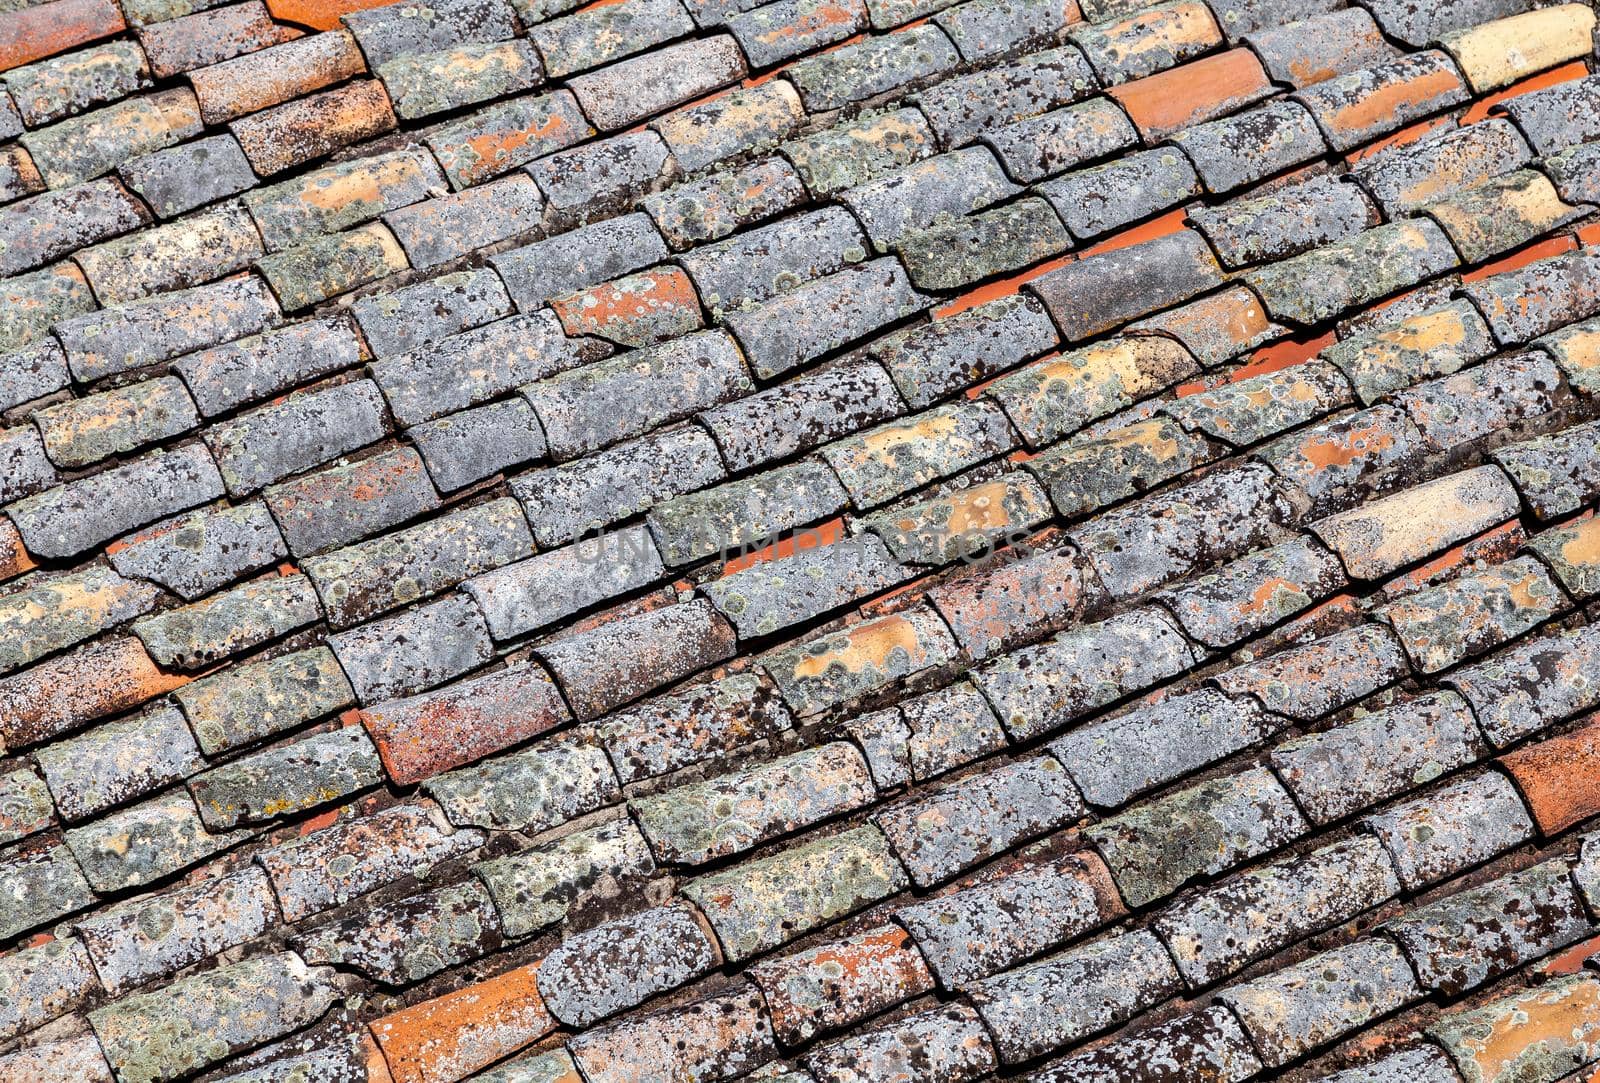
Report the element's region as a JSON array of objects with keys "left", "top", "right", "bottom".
[
  {"left": 189, "top": 30, "right": 368, "bottom": 126},
  {"left": 0, "top": 0, "right": 124, "bottom": 73},
  {"left": 265, "top": 0, "right": 395, "bottom": 30},
  {"left": 550, "top": 267, "right": 702, "bottom": 344},
  {"left": 1460, "top": 234, "right": 1578, "bottom": 281},
  {"left": 1230, "top": 328, "right": 1338, "bottom": 382},
  {"left": 1378, "top": 520, "right": 1524, "bottom": 600},
  {"left": 932, "top": 252, "right": 1075, "bottom": 318},
  {"left": 370, "top": 961, "right": 555, "bottom": 1083},
  {"left": 0, "top": 519, "right": 35, "bottom": 582},
  {"left": 1344, "top": 114, "right": 1458, "bottom": 166},
  {"left": 722, "top": 517, "right": 846, "bottom": 576},
  {"left": 1580, "top": 222, "right": 1600, "bottom": 247},
  {"left": 1501, "top": 712, "right": 1600, "bottom": 834},
  {"left": 1081, "top": 207, "right": 1189, "bottom": 257},
  {"left": 1107, "top": 49, "right": 1271, "bottom": 141},
  {"left": 1443, "top": 6, "right": 1599, "bottom": 94},
  {"left": 0, "top": 636, "right": 188, "bottom": 748},
  {"left": 1464, "top": 59, "right": 1591, "bottom": 123}
]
